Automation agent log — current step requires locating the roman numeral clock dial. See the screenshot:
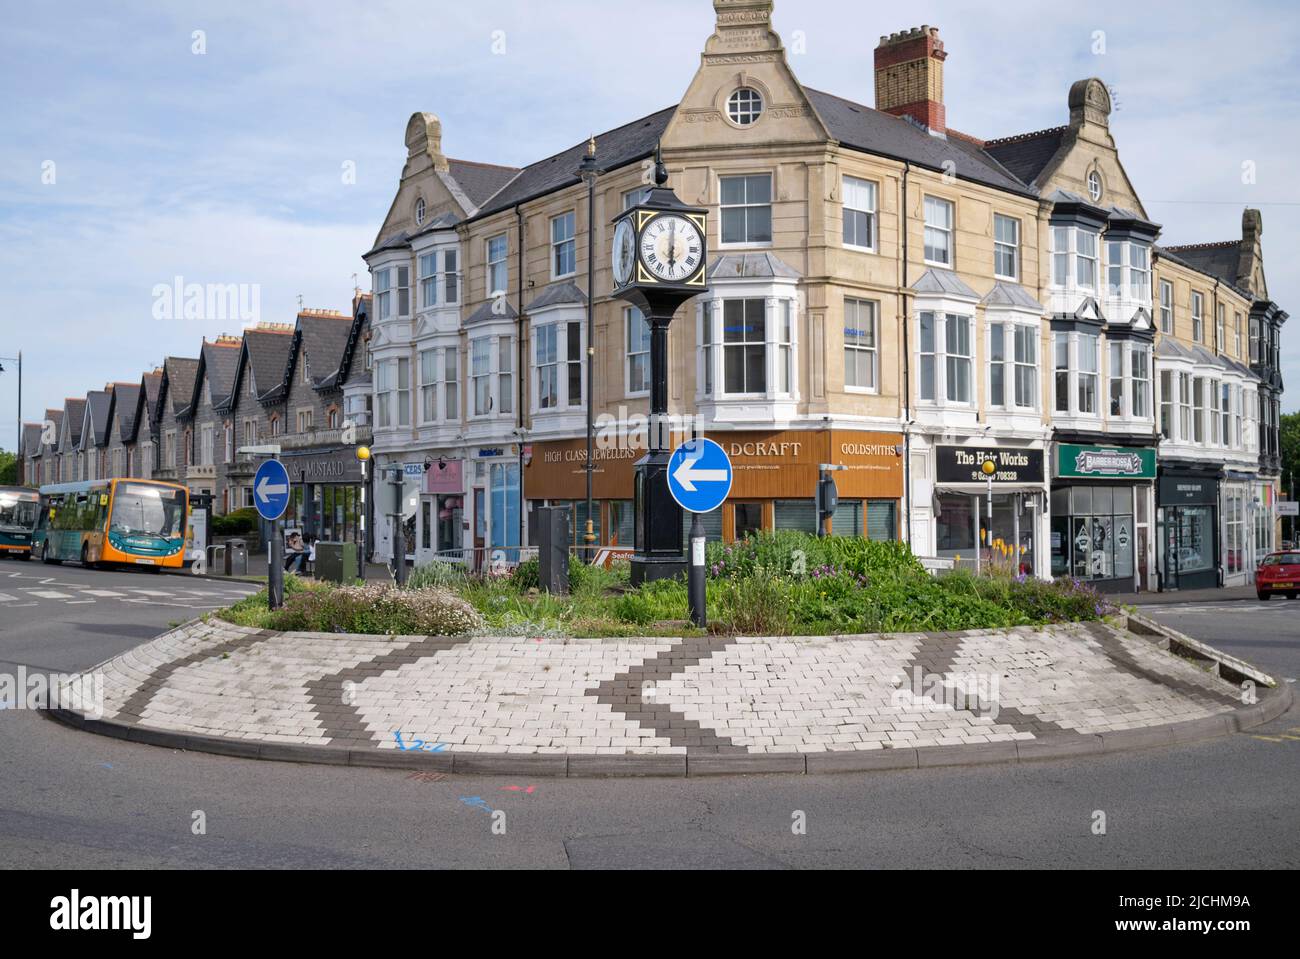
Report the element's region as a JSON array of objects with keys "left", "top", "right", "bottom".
[{"left": 639, "top": 214, "right": 703, "bottom": 283}]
